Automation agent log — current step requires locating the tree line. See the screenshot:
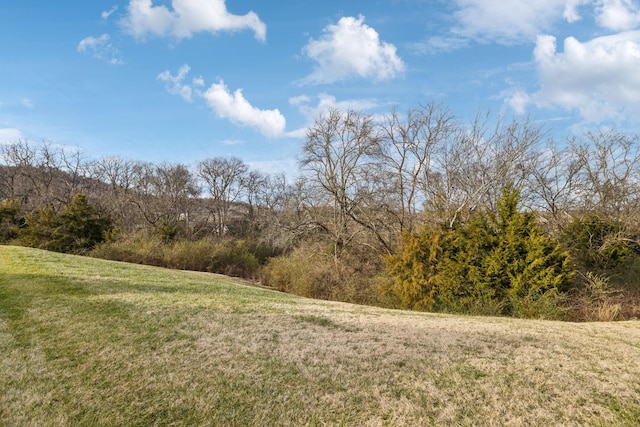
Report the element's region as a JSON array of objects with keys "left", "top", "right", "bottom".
[{"left": 2, "top": 103, "right": 640, "bottom": 320}]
